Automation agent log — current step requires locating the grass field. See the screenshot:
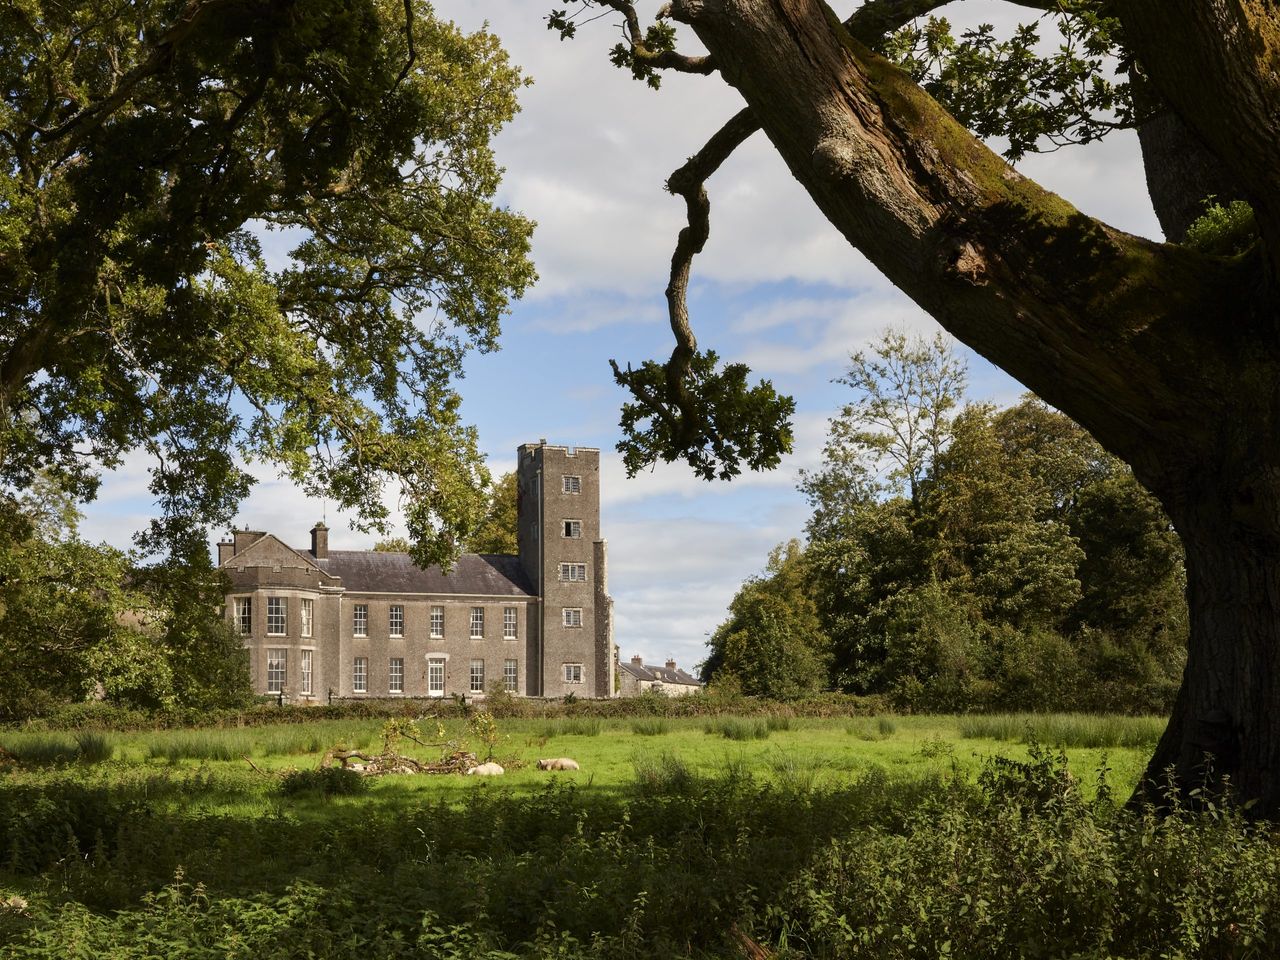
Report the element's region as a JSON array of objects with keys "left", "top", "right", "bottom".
[
  {"left": 0, "top": 712, "right": 1161, "bottom": 808},
  {"left": 4, "top": 712, "right": 1277, "bottom": 959}
]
